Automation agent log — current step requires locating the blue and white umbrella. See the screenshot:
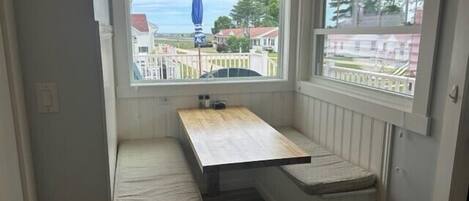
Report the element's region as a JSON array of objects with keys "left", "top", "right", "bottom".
[
  {"left": 192, "top": 0, "right": 205, "bottom": 74},
  {"left": 192, "top": 0, "right": 205, "bottom": 46}
]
